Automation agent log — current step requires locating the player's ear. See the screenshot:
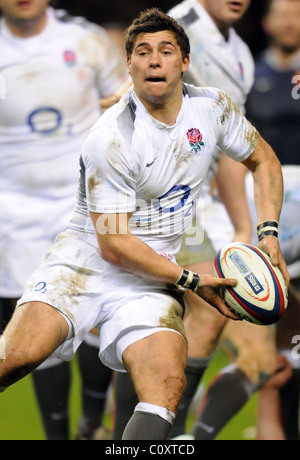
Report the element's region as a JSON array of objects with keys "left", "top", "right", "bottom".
[
  {"left": 181, "top": 54, "right": 190, "bottom": 76},
  {"left": 127, "top": 56, "right": 132, "bottom": 75}
]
